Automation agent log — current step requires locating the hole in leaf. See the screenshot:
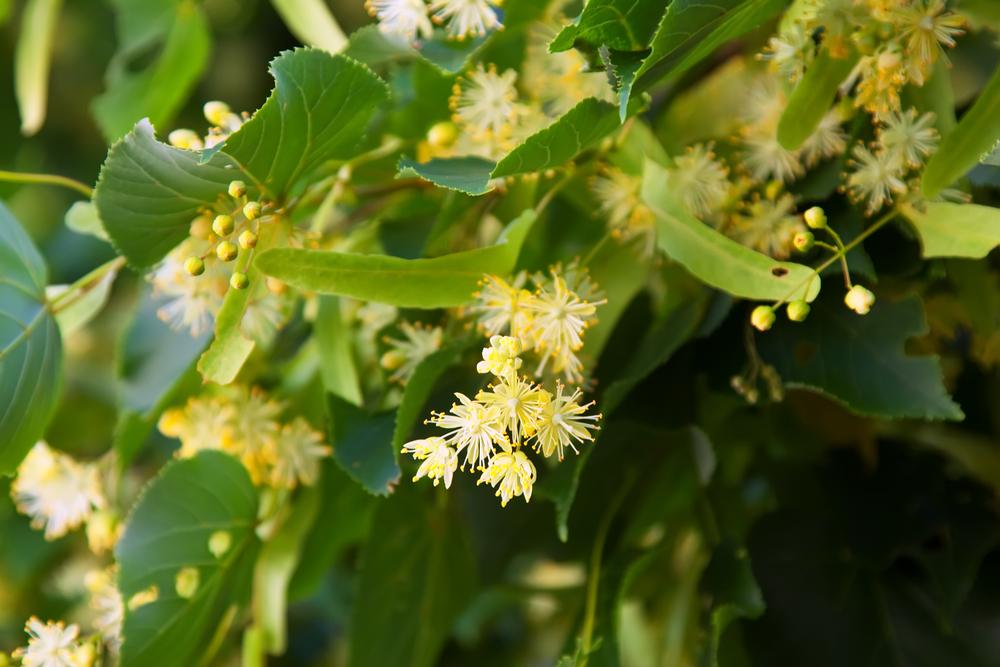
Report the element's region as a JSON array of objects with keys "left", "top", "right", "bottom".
[
  {"left": 793, "top": 342, "right": 817, "bottom": 367},
  {"left": 771, "top": 267, "right": 789, "bottom": 277}
]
